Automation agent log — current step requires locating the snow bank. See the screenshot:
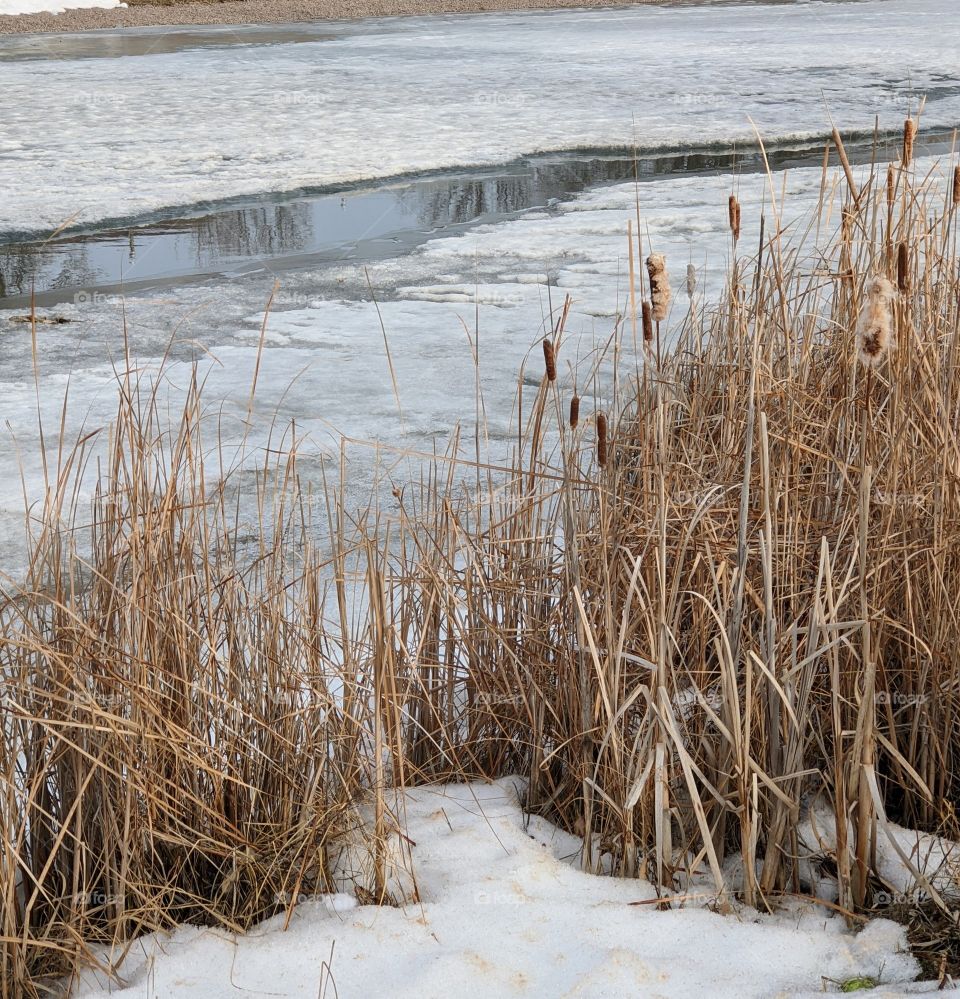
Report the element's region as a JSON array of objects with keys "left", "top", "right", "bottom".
[
  {"left": 799, "top": 801, "right": 960, "bottom": 907},
  {"left": 0, "top": 0, "right": 120, "bottom": 15},
  {"left": 71, "top": 779, "right": 925, "bottom": 998}
]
